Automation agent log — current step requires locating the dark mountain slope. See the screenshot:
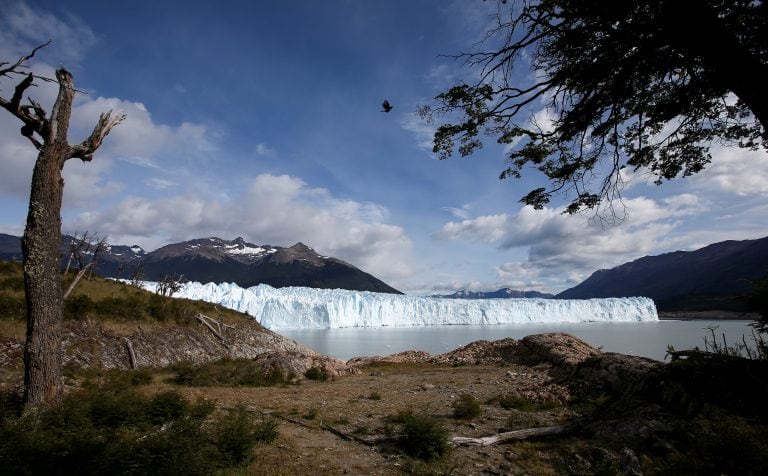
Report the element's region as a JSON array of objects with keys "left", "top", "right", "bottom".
[{"left": 557, "top": 236, "right": 768, "bottom": 311}]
